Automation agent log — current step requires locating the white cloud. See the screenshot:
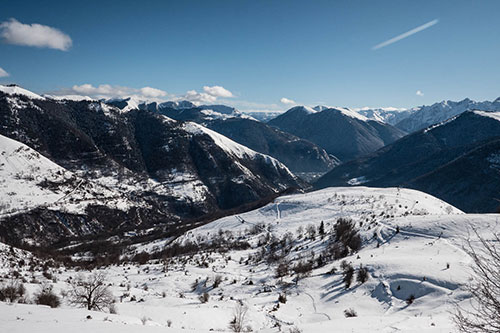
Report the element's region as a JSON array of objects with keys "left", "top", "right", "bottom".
[
  {"left": 203, "top": 85, "right": 233, "bottom": 98},
  {"left": 181, "top": 85, "right": 234, "bottom": 104},
  {"left": 55, "top": 83, "right": 233, "bottom": 105},
  {"left": 0, "top": 67, "right": 9, "bottom": 77},
  {"left": 280, "top": 97, "right": 296, "bottom": 105},
  {"left": 139, "top": 87, "right": 167, "bottom": 98},
  {"left": 62, "top": 83, "right": 169, "bottom": 101},
  {"left": 372, "top": 19, "right": 438, "bottom": 50},
  {"left": 416, "top": 90, "right": 424, "bottom": 96},
  {"left": 0, "top": 18, "right": 72, "bottom": 51},
  {"left": 182, "top": 90, "right": 217, "bottom": 104}
]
